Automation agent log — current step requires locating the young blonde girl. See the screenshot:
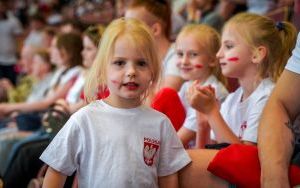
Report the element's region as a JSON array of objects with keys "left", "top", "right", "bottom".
[
  {"left": 176, "top": 24, "right": 228, "bottom": 148},
  {"left": 187, "top": 13, "right": 297, "bottom": 145},
  {"left": 179, "top": 12, "right": 297, "bottom": 187},
  {"left": 40, "top": 18, "right": 190, "bottom": 188}
]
